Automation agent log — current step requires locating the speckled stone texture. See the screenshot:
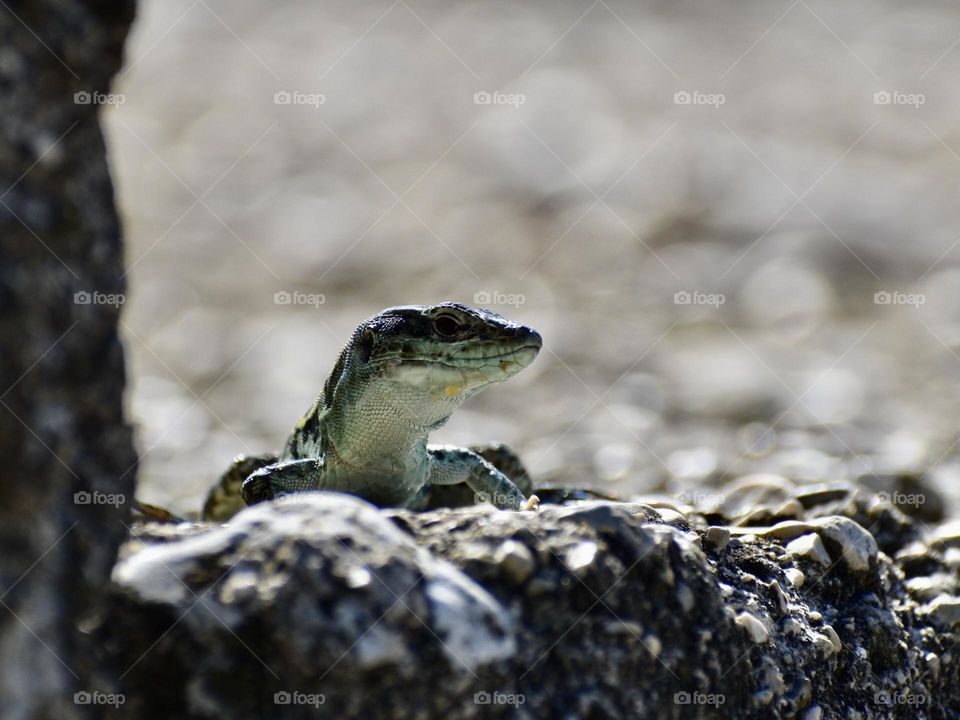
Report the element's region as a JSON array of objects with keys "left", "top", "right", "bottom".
[
  {"left": 105, "top": 485, "right": 959, "bottom": 719},
  {"left": 0, "top": 2, "right": 137, "bottom": 718}
]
